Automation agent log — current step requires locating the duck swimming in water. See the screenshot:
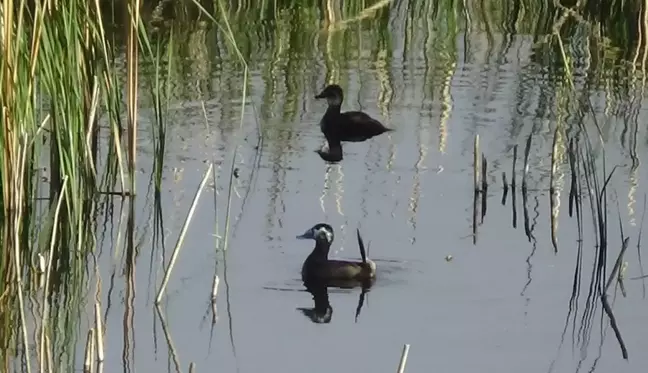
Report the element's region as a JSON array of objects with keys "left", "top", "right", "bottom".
[
  {"left": 296, "top": 223, "right": 376, "bottom": 283},
  {"left": 315, "top": 84, "right": 393, "bottom": 142}
]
